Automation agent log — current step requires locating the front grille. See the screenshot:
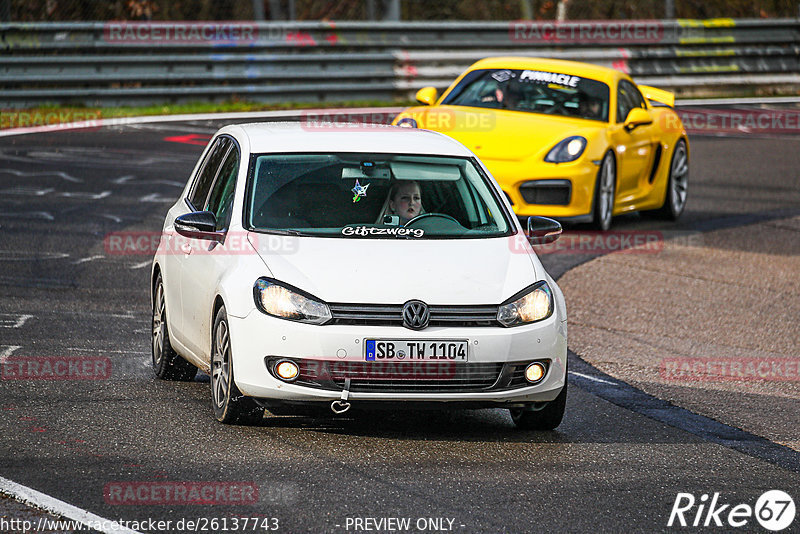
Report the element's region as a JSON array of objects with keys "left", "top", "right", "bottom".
[
  {"left": 302, "top": 360, "right": 501, "bottom": 392},
  {"left": 519, "top": 180, "right": 571, "bottom": 205},
  {"left": 329, "top": 303, "right": 499, "bottom": 327},
  {"left": 268, "top": 359, "right": 550, "bottom": 393}
]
